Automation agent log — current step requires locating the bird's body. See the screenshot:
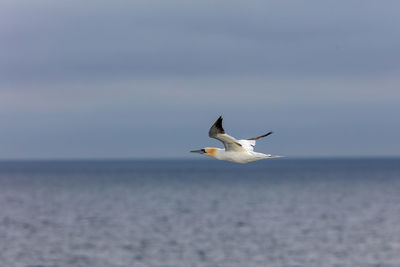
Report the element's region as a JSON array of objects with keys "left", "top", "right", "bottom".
[
  {"left": 191, "top": 116, "right": 281, "bottom": 164},
  {"left": 204, "top": 148, "right": 273, "bottom": 164}
]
